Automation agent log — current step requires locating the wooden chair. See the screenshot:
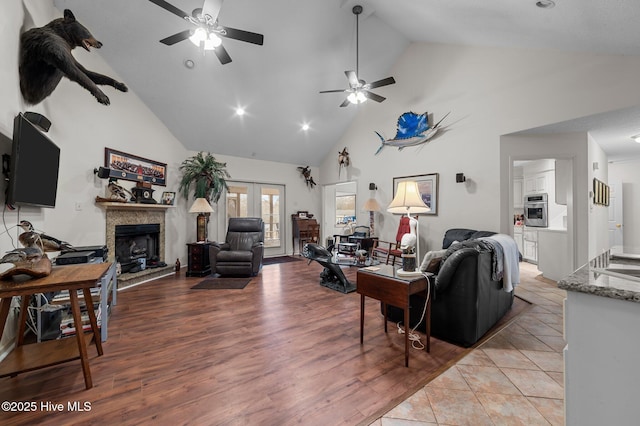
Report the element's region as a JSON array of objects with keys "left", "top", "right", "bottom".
[
  {"left": 299, "top": 222, "right": 320, "bottom": 254},
  {"left": 371, "top": 216, "right": 414, "bottom": 265}
]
